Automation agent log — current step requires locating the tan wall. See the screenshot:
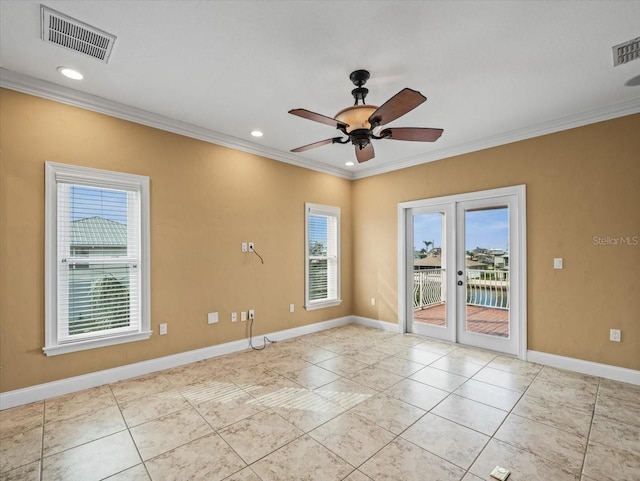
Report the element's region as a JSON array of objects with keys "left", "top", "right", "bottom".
[
  {"left": 0, "top": 89, "right": 353, "bottom": 392},
  {"left": 352, "top": 114, "right": 640, "bottom": 370}
]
